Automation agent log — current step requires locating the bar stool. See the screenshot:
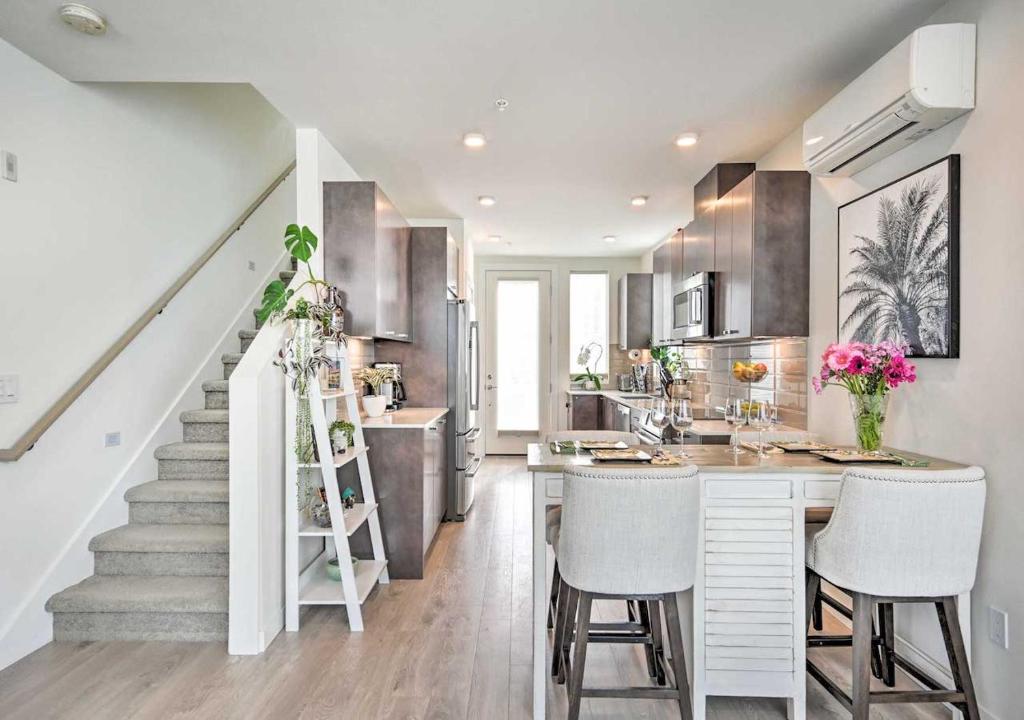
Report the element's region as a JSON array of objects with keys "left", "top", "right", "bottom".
[
  {"left": 805, "top": 466, "right": 986, "bottom": 720},
  {"left": 554, "top": 464, "right": 699, "bottom": 720}
]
